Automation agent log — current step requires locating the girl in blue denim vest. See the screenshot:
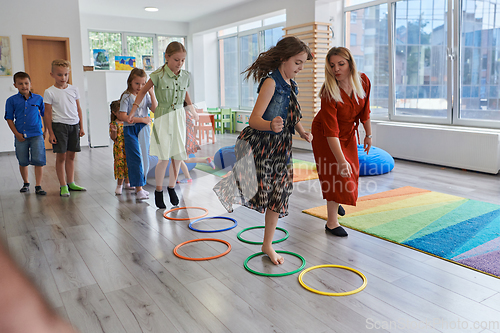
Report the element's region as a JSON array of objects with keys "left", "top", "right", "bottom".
[{"left": 214, "top": 36, "right": 313, "bottom": 265}]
